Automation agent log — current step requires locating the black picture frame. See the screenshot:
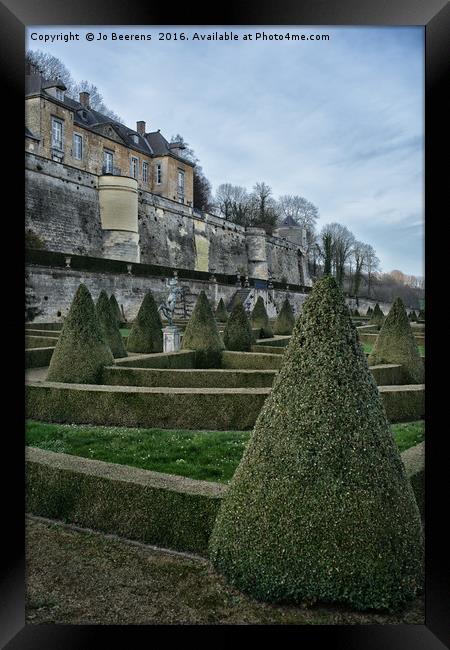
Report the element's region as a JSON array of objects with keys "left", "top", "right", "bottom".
[{"left": 2, "top": 0, "right": 448, "bottom": 646}]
